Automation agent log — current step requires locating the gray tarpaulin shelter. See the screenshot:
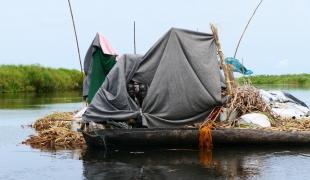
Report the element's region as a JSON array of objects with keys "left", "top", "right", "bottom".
[{"left": 82, "top": 28, "right": 224, "bottom": 128}]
